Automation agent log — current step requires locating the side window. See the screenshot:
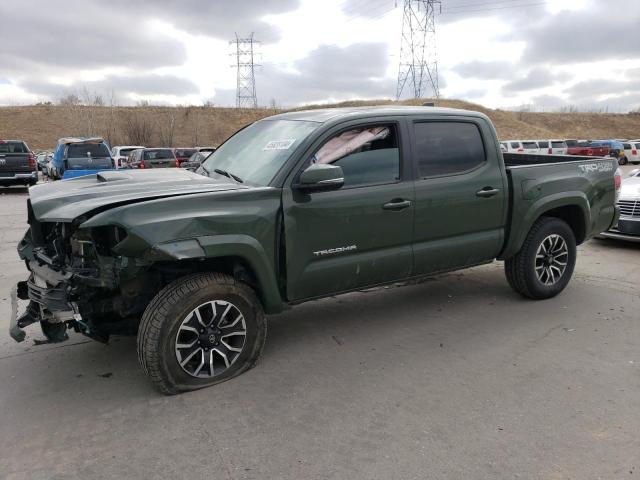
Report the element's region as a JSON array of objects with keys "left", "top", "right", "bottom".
[
  {"left": 510, "top": 142, "right": 520, "bottom": 149},
  {"left": 413, "top": 122, "right": 486, "bottom": 178},
  {"left": 312, "top": 124, "right": 400, "bottom": 188},
  {"left": 538, "top": 141, "right": 549, "bottom": 148}
]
